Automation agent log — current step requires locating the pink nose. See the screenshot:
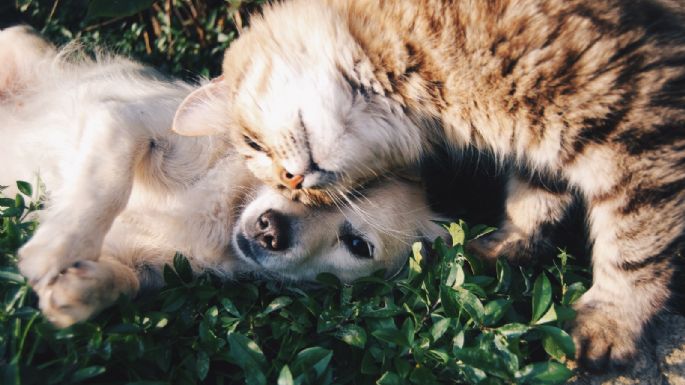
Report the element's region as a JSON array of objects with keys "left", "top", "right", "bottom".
[{"left": 280, "top": 170, "right": 304, "bottom": 190}]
